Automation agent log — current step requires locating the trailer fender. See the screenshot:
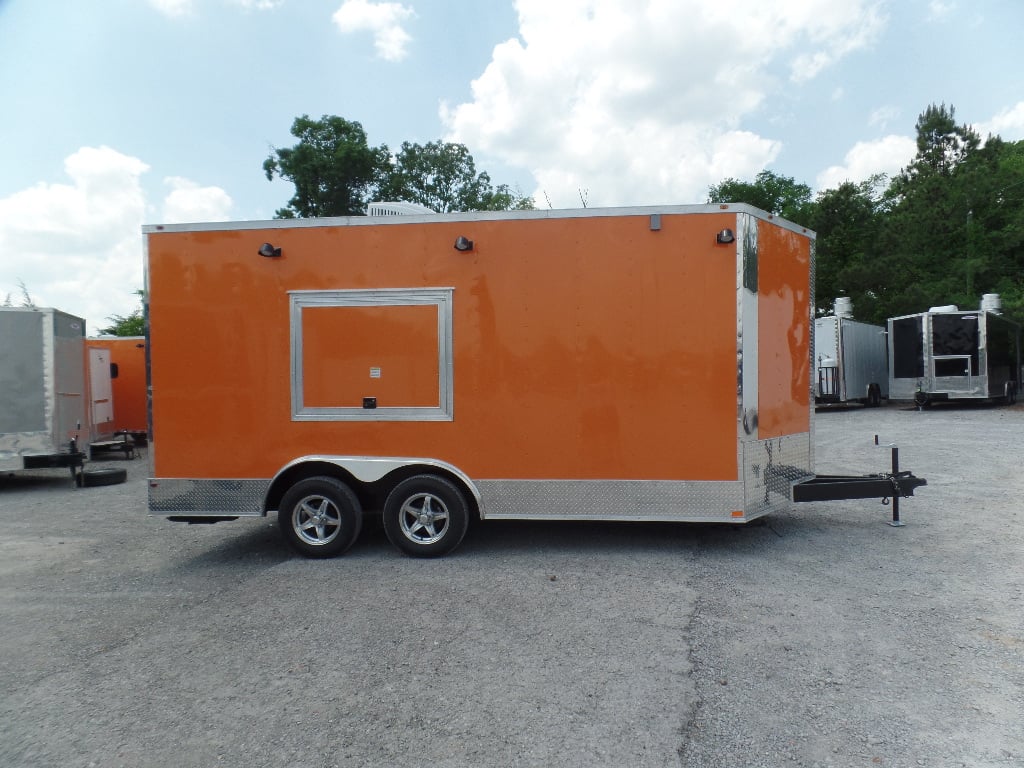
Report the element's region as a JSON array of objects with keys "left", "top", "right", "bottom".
[{"left": 266, "top": 456, "right": 484, "bottom": 516}]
